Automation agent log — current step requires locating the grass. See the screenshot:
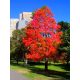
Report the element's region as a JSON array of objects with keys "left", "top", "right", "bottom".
[{"left": 10, "top": 61, "right": 70, "bottom": 80}]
